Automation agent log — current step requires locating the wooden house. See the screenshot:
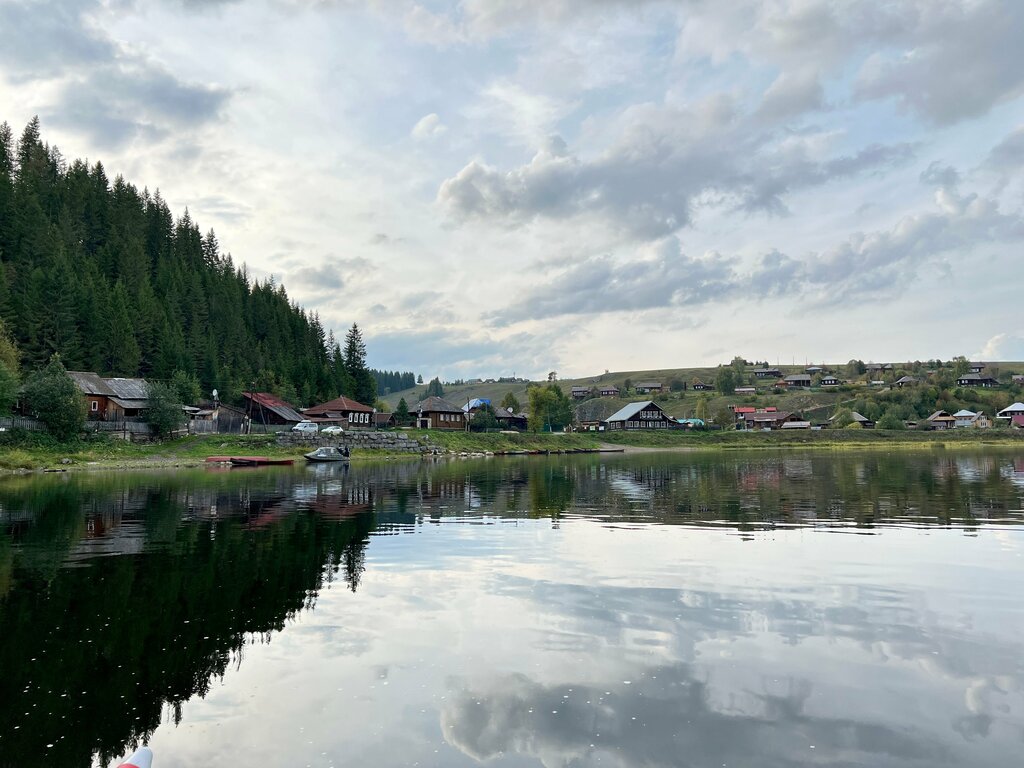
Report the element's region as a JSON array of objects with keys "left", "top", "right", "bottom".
[
  {"left": 753, "top": 368, "right": 782, "bottom": 379},
  {"left": 893, "top": 376, "right": 919, "bottom": 388},
  {"left": 242, "top": 392, "right": 305, "bottom": 426},
  {"left": 68, "top": 372, "right": 151, "bottom": 421},
  {"left": 956, "top": 373, "right": 1000, "bottom": 388},
  {"left": 570, "top": 386, "right": 592, "bottom": 400},
  {"left": 691, "top": 380, "right": 714, "bottom": 391},
  {"left": 634, "top": 382, "right": 663, "bottom": 394},
  {"left": 923, "top": 410, "right": 956, "bottom": 430},
  {"left": 304, "top": 395, "right": 375, "bottom": 428},
  {"left": 603, "top": 401, "right": 675, "bottom": 430},
  {"left": 968, "top": 362, "right": 986, "bottom": 373},
  {"left": 375, "top": 412, "right": 396, "bottom": 429},
  {"left": 743, "top": 411, "right": 802, "bottom": 430},
  {"left": 68, "top": 371, "right": 117, "bottom": 420},
  {"left": 598, "top": 385, "right": 620, "bottom": 397},
  {"left": 782, "top": 374, "right": 811, "bottom": 388},
  {"left": 820, "top": 375, "right": 842, "bottom": 387},
  {"left": 415, "top": 396, "right": 465, "bottom": 430}
]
